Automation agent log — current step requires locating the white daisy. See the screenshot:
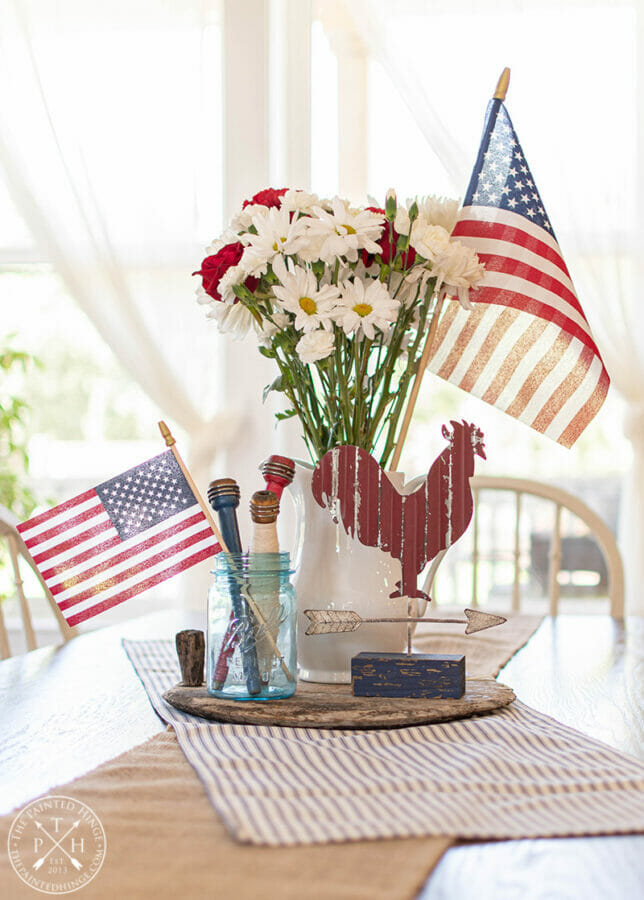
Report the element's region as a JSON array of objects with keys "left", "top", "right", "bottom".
[
  {"left": 305, "top": 198, "right": 384, "bottom": 264},
  {"left": 334, "top": 279, "right": 400, "bottom": 340},
  {"left": 272, "top": 260, "right": 340, "bottom": 332},
  {"left": 241, "top": 207, "right": 309, "bottom": 277},
  {"left": 295, "top": 330, "right": 335, "bottom": 364},
  {"left": 206, "top": 300, "right": 258, "bottom": 340}
]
